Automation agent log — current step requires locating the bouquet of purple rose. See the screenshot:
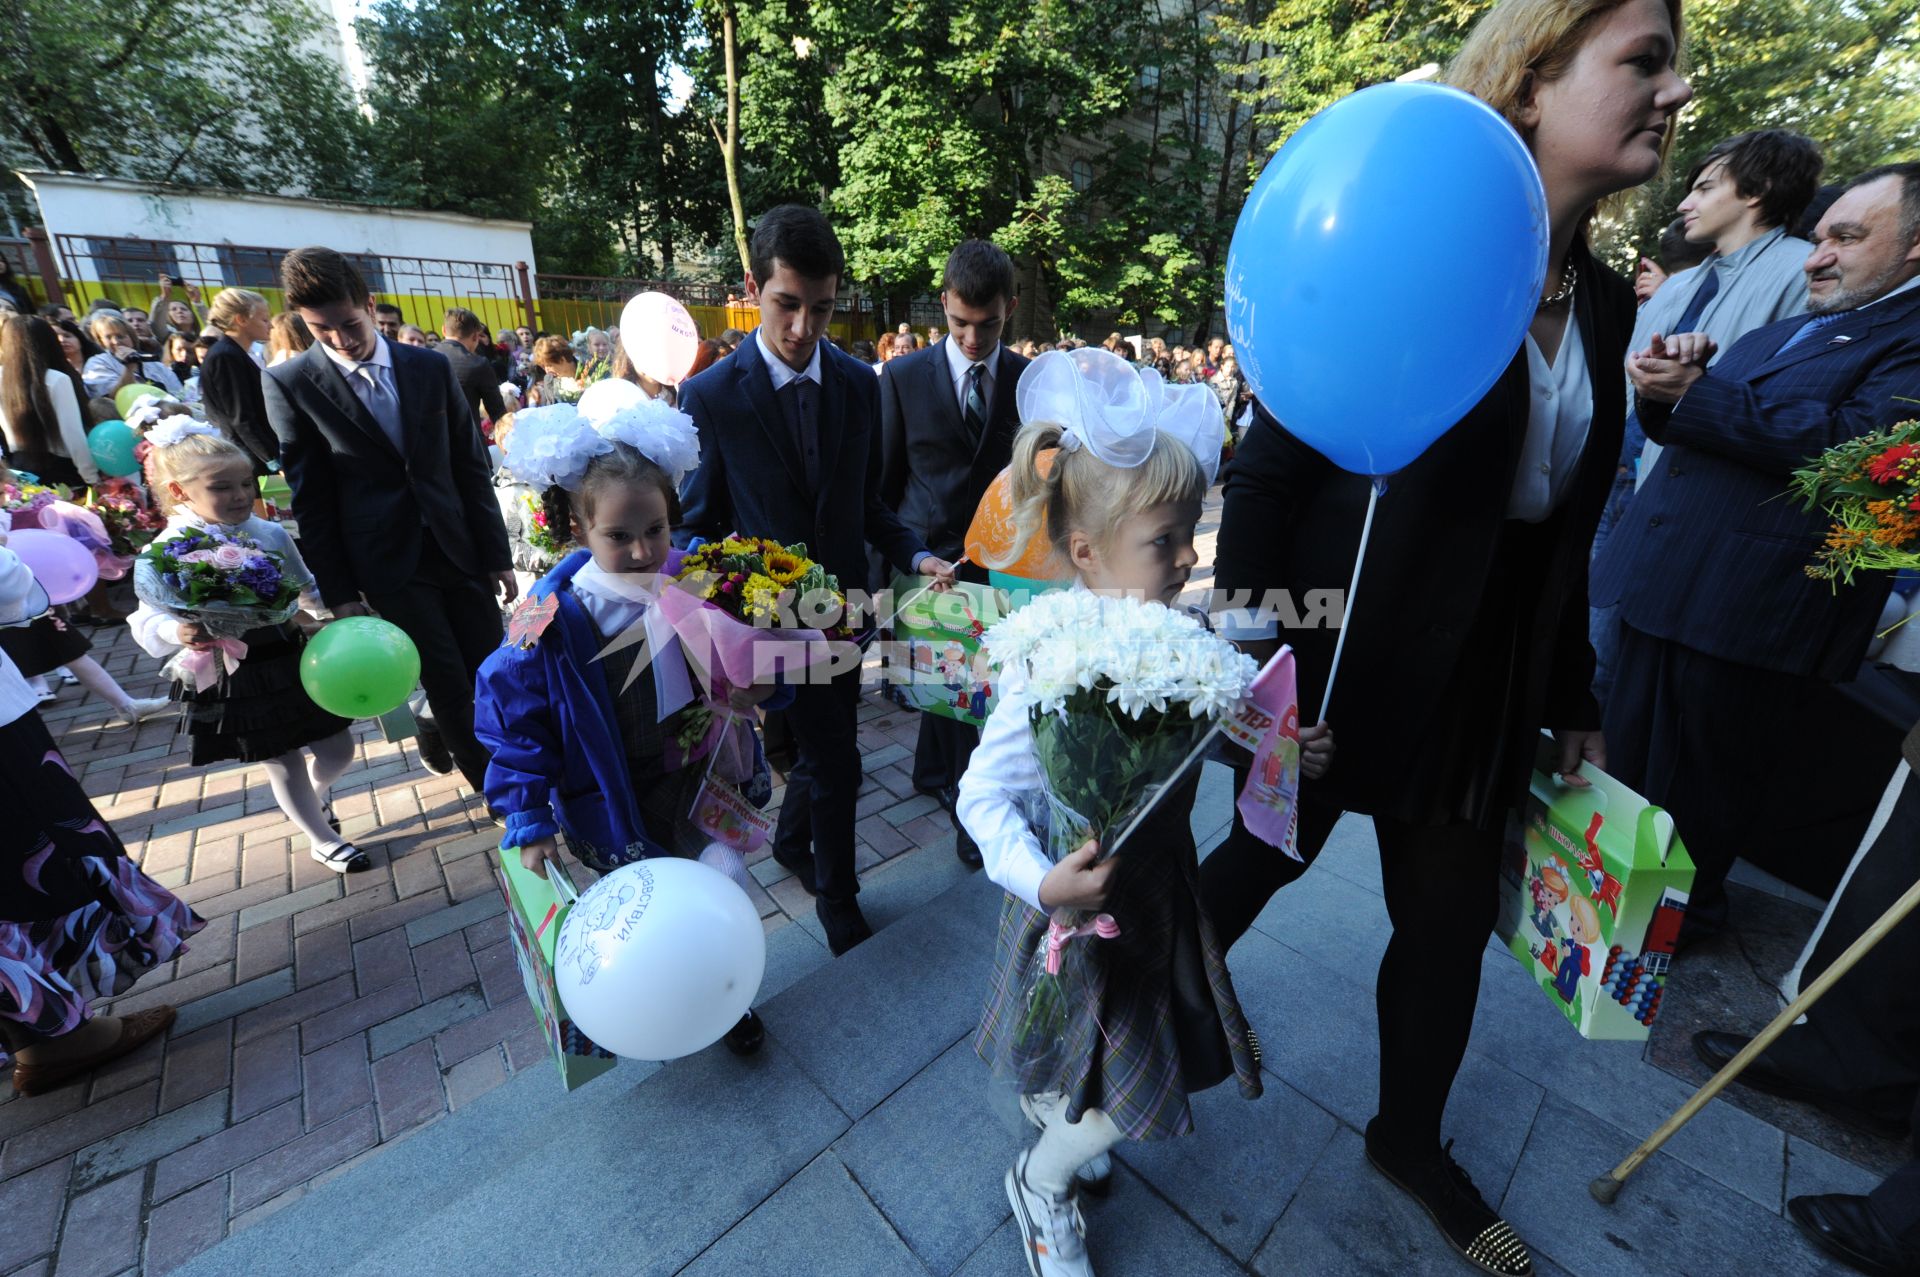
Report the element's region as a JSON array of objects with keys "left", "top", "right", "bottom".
[{"left": 135, "top": 526, "right": 304, "bottom": 690}]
